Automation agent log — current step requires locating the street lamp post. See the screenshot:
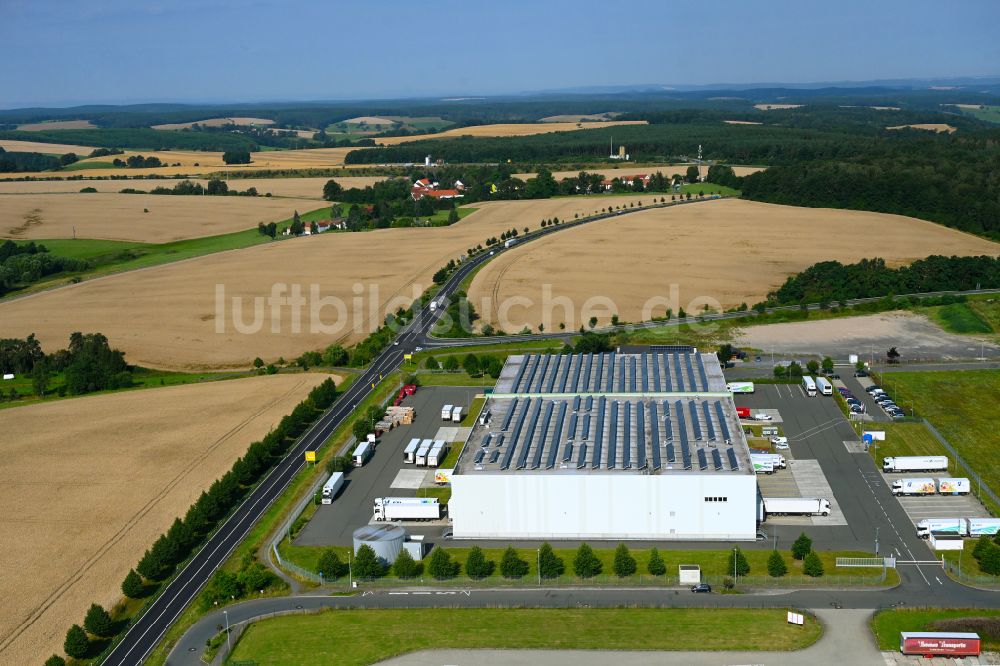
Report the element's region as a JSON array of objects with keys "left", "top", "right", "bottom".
[
  {"left": 733, "top": 547, "right": 737, "bottom": 581},
  {"left": 875, "top": 526, "right": 880, "bottom": 556},
  {"left": 537, "top": 548, "right": 541, "bottom": 586},
  {"left": 349, "top": 549, "right": 353, "bottom": 588}
]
